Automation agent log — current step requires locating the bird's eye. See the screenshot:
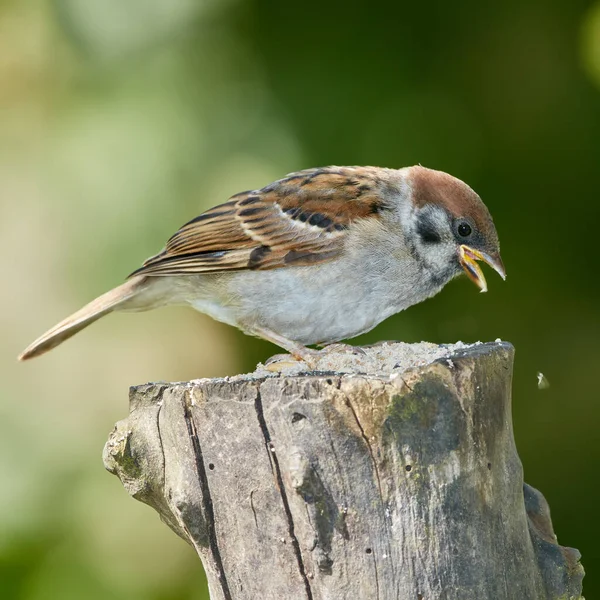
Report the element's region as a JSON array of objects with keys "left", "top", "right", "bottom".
[{"left": 457, "top": 221, "right": 472, "bottom": 238}]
